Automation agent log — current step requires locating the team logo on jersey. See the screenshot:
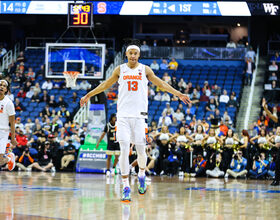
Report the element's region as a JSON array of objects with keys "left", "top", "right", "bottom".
[{"left": 0, "top": 105, "right": 3, "bottom": 113}]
